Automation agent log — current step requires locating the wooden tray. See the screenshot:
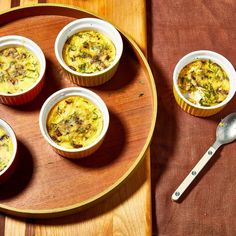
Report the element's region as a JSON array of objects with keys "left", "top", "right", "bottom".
[{"left": 0, "top": 5, "right": 157, "bottom": 218}]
